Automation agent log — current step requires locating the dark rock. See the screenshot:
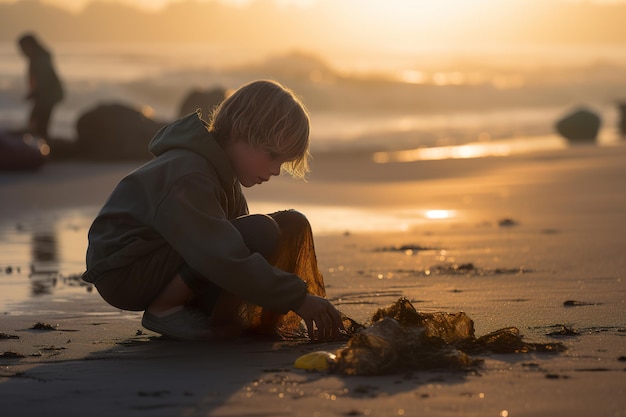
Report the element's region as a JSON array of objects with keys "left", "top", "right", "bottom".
[
  {"left": 0, "top": 130, "right": 47, "bottom": 171},
  {"left": 618, "top": 102, "right": 626, "bottom": 136},
  {"left": 555, "top": 107, "right": 601, "bottom": 143},
  {"left": 178, "top": 87, "right": 227, "bottom": 118},
  {"left": 75, "top": 103, "right": 166, "bottom": 161}
]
